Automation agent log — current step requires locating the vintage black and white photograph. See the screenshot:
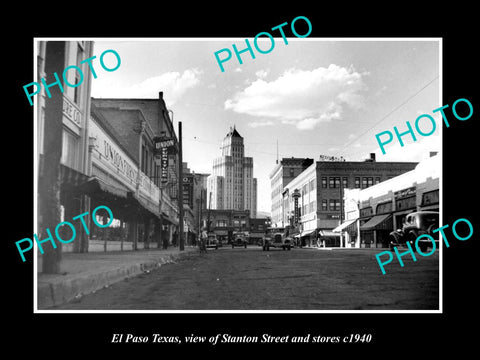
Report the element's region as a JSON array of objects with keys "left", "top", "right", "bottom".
[{"left": 32, "top": 38, "right": 443, "bottom": 312}]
